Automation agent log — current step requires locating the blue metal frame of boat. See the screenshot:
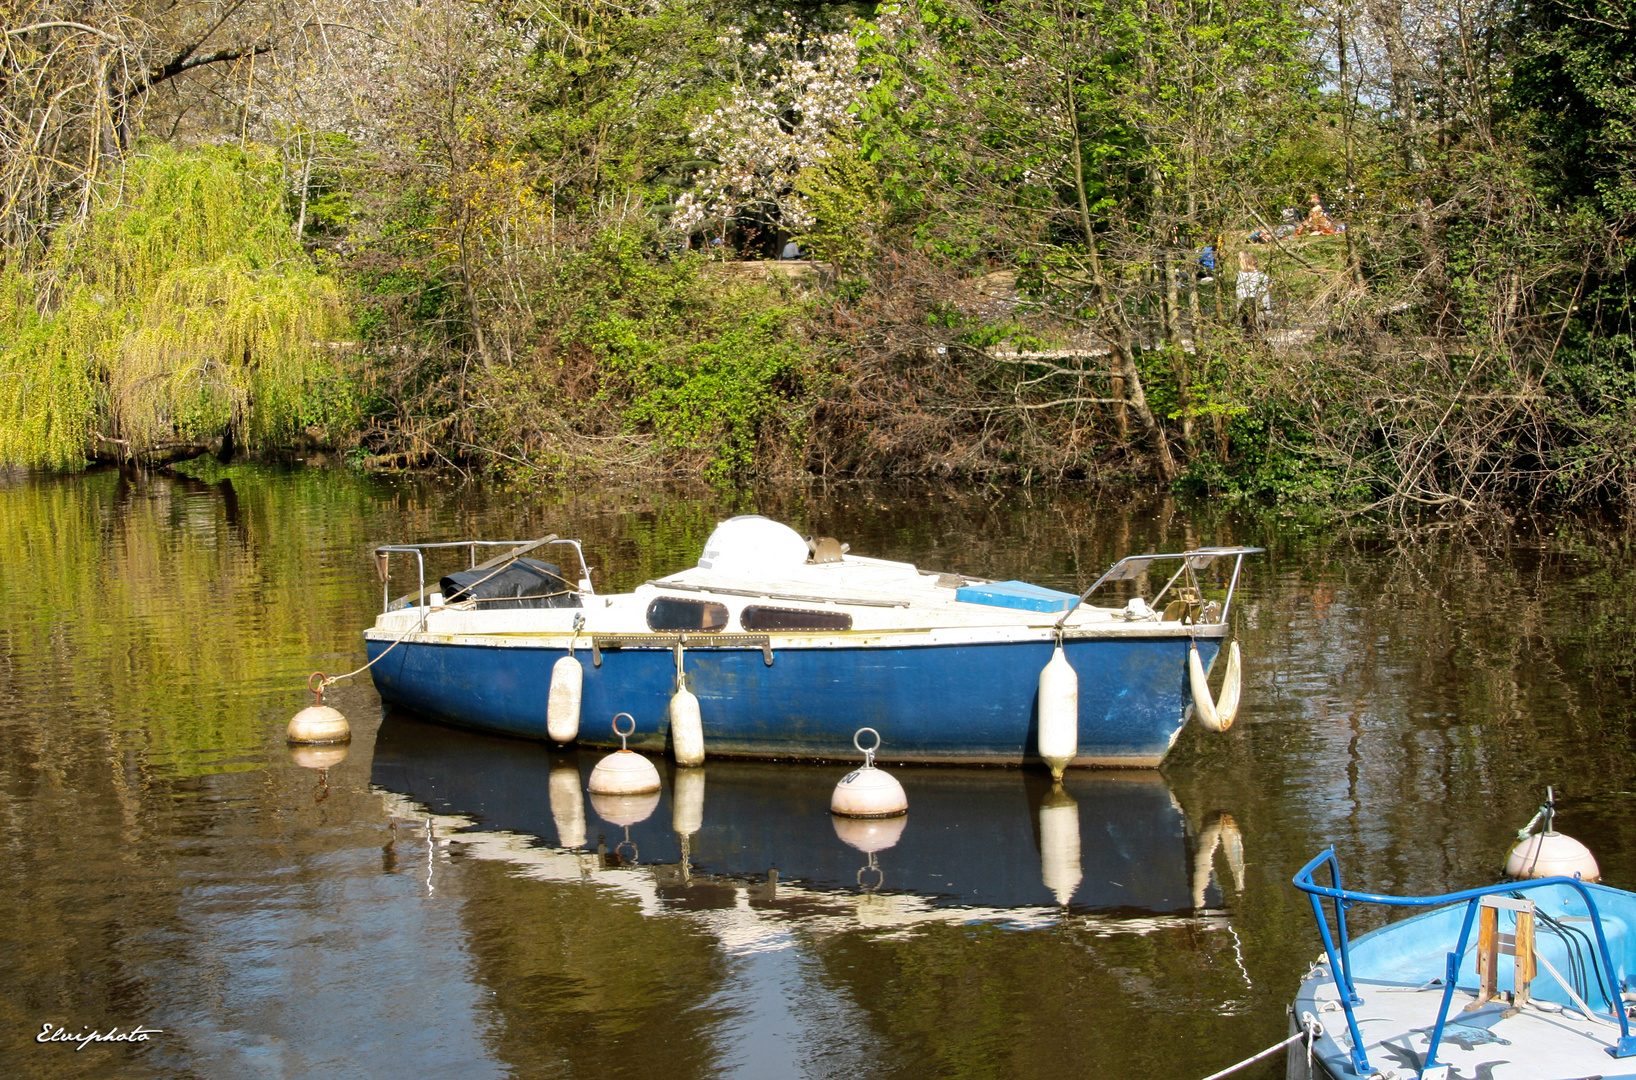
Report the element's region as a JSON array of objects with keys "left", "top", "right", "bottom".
[{"left": 1293, "top": 848, "right": 1636, "bottom": 1076}]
